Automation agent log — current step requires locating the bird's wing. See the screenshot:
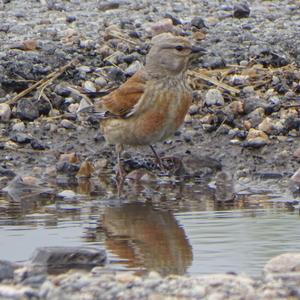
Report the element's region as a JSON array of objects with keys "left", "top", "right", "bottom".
[{"left": 99, "top": 69, "right": 147, "bottom": 116}]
